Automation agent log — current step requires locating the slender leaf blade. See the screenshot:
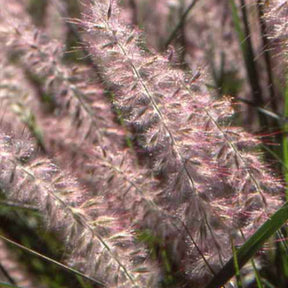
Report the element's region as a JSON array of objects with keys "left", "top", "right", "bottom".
[{"left": 206, "top": 202, "right": 288, "bottom": 288}]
